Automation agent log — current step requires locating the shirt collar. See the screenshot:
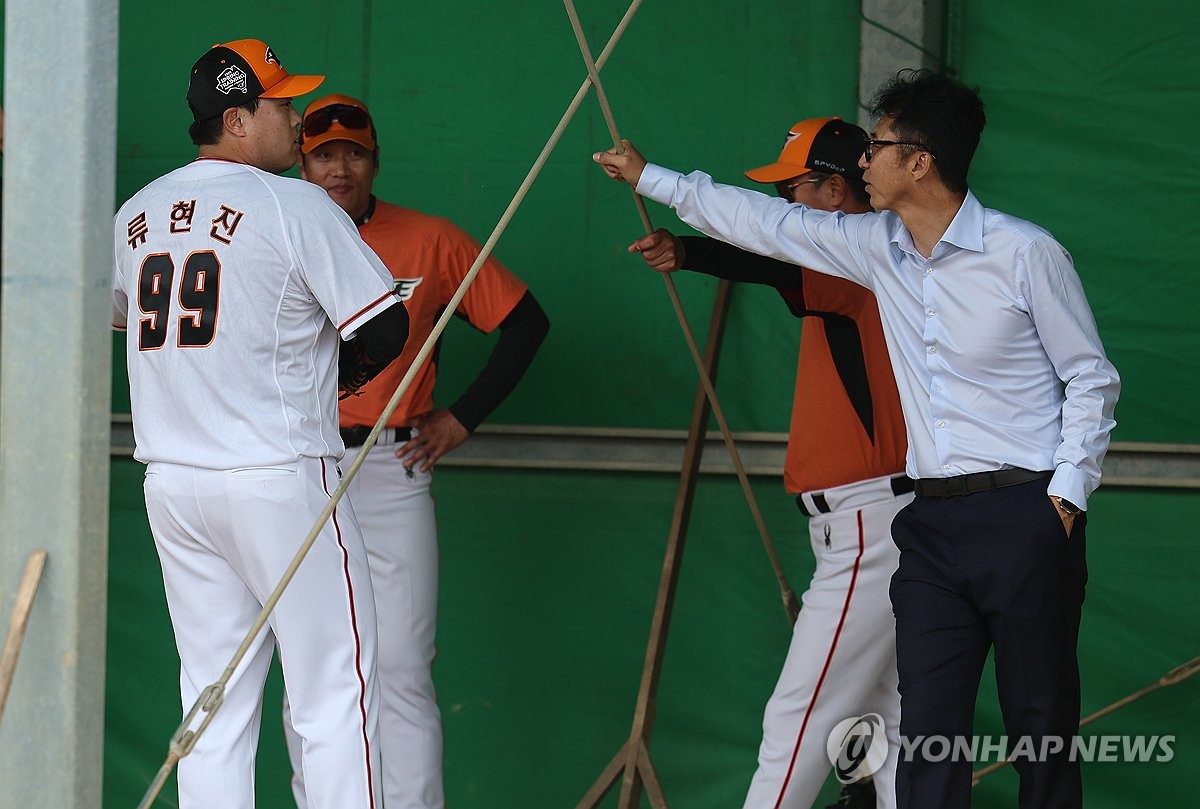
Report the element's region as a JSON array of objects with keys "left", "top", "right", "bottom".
[
  {"left": 939, "top": 191, "right": 985, "bottom": 253},
  {"left": 354, "top": 195, "right": 378, "bottom": 227},
  {"left": 888, "top": 190, "right": 986, "bottom": 259}
]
